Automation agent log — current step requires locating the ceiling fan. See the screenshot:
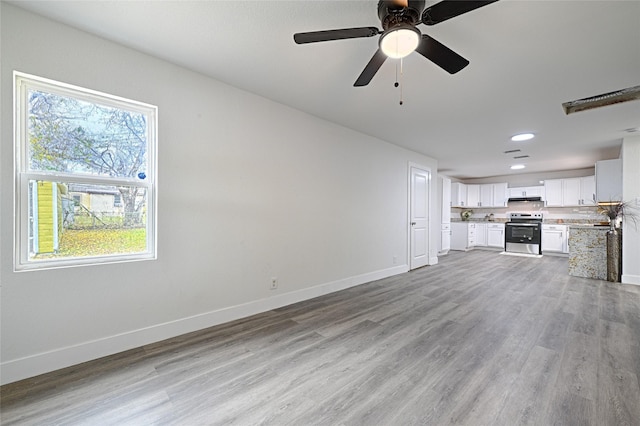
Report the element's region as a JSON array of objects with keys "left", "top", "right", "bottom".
[{"left": 293, "top": 0, "right": 498, "bottom": 87}]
